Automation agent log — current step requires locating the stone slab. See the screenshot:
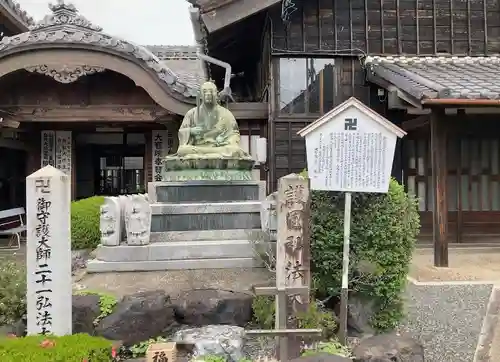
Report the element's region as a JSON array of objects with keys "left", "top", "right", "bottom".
[
  {"left": 163, "top": 169, "right": 252, "bottom": 181},
  {"left": 151, "top": 201, "right": 261, "bottom": 215},
  {"left": 150, "top": 229, "right": 260, "bottom": 242},
  {"left": 86, "top": 257, "right": 260, "bottom": 273},
  {"left": 151, "top": 212, "right": 261, "bottom": 232},
  {"left": 148, "top": 181, "right": 266, "bottom": 203},
  {"left": 95, "top": 240, "right": 255, "bottom": 262}
]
